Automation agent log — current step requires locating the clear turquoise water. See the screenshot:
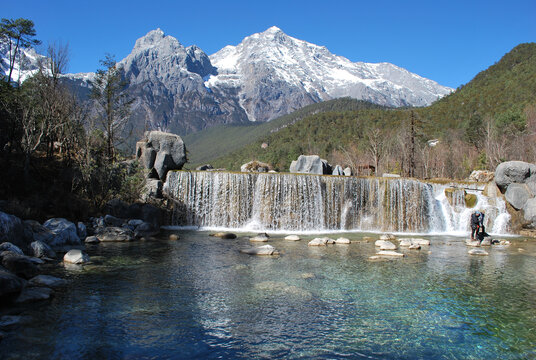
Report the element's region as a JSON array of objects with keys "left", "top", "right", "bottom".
[{"left": 2, "top": 232, "right": 536, "bottom": 359}]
